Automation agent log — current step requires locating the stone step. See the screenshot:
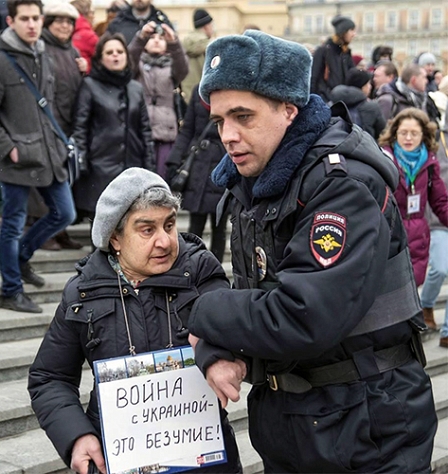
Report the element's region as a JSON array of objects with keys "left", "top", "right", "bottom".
[
  {"left": 432, "top": 417, "right": 448, "bottom": 473},
  {"left": 0, "top": 421, "right": 261, "bottom": 474},
  {"left": 18, "top": 257, "right": 234, "bottom": 306},
  {"left": 0, "top": 303, "right": 58, "bottom": 343},
  {"left": 29, "top": 207, "right": 226, "bottom": 273},
  {"left": 1, "top": 335, "right": 447, "bottom": 439},
  {"left": 0, "top": 372, "right": 251, "bottom": 441},
  {"left": 0, "top": 387, "right": 446, "bottom": 474}
]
